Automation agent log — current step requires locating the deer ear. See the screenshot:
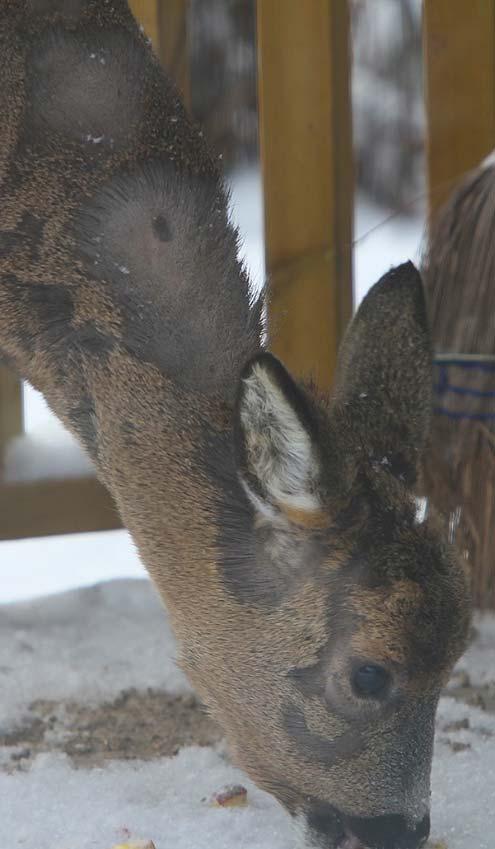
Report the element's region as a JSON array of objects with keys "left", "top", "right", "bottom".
[
  {"left": 333, "top": 262, "right": 432, "bottom": 485},
  {"left": 234, "top": 353, "right": 324, "bottom": 525}
]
